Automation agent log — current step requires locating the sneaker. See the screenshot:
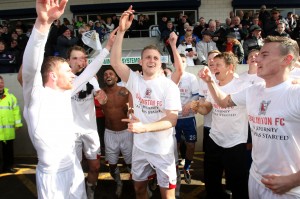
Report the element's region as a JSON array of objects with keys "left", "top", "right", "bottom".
[
  {"left": 180, "top": 159, "right": 185, "bottom": 166},
  {"left": 86, "top": 182, "right": 96, "bottom": 199},
  {"left": 183, "top": 169, "right": 191, "bottom": 184},
  {"left": 115, "top": 182, "right": 123, "bottom": 198}
]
